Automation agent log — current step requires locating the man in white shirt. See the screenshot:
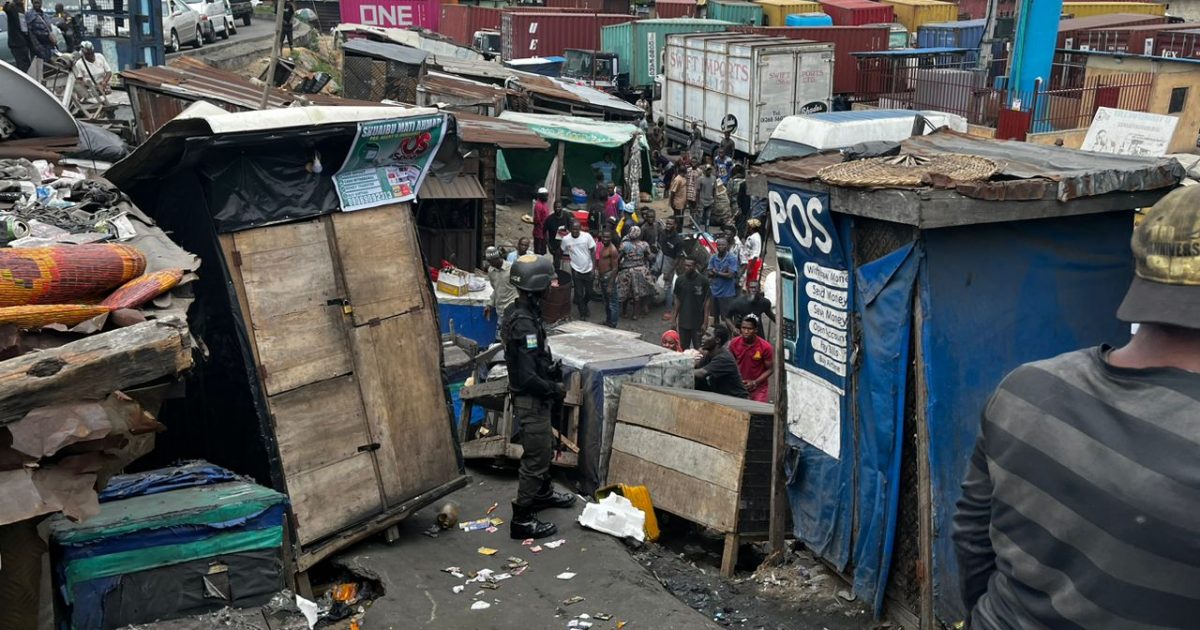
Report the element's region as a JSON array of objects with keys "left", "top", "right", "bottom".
[
  {"left": 506, "top": 237, "right": 531, "bottom": 264},
  {"left": 559, "top": 220, "right": 596, "bottom": 320},
  {"left": 73, "top": 41, "right": 112, "bottom": 94}
]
